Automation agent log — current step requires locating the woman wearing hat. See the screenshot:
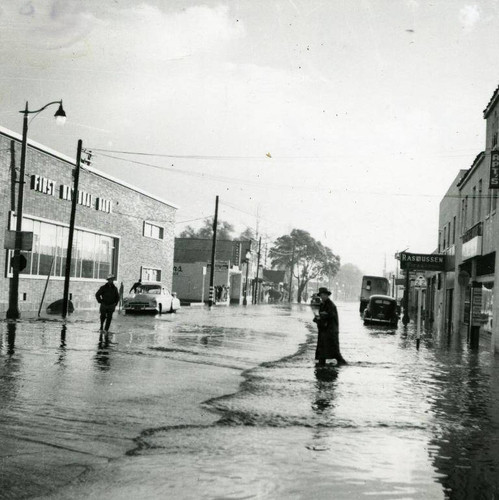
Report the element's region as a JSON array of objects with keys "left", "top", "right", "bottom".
[
  {"left": 95, "top": 274, "right": 120, "bottom": 332},
  {"left": 313, "top": 287, "right": 347, "bottom": 366}
]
